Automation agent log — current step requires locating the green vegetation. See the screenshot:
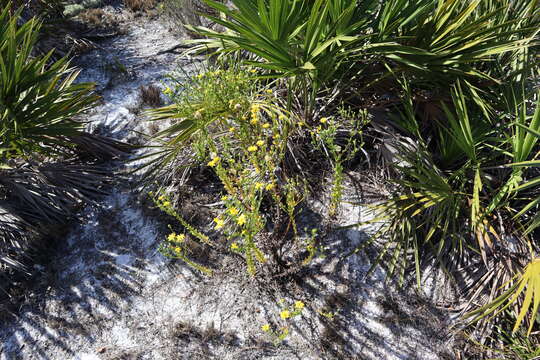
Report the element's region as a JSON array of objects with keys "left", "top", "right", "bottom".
[
  {"left": 150, "top": 0, "right": 540, "bottom": 357},
  {"left": 1, "top": 0, "right": 538, "bottom": 357},
  {"left": 0, "top": 7, "right": 97, "bottom": 160},
  {"left": 0, "top": 3, "right": 127, "bottom": 293}
]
